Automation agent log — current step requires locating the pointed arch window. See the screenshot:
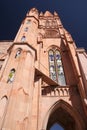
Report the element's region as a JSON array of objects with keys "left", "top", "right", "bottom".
[
  {"left": 21, "top": 36, "right": 26, "bottom": 42},
  {"left": 15, "top": 48, "right": 22, "bottom": 58},
  {"left": 50, "top": 123, "right": 64, "bottom": 130},
  {"left": 49, "top": 50, "right": 56, "bottom": 81},
  {"left": 46, "top": 20, "right": 50, "bottom": 28},
  {"left": 26, "top": 20, "right": 31, "bottom": 24},
  {"left": 49, "top": 49, "right": 66, "bottom": 86},
  {"left": 24, "top": 27, "right": 28, "bottom": 32},
  {"left": 0, "top": 96, "right": 8, "bottom": 118}
]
